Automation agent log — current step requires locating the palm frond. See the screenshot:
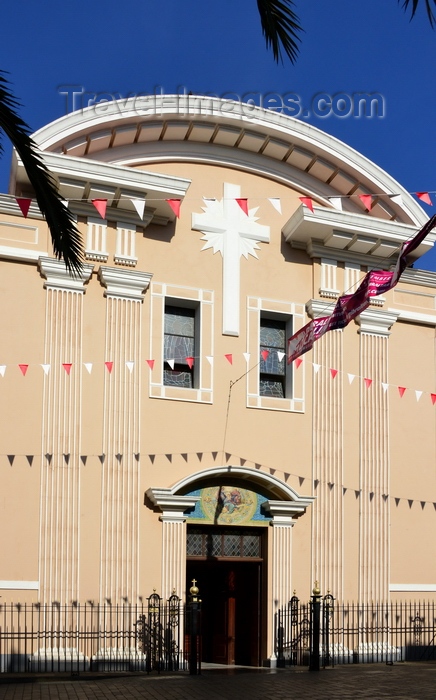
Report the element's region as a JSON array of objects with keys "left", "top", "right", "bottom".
[
  {"left": 400, "top": 0, "right": 436, "bottom": 27},
  {"left": 257, "top": 0, "right": 302, "bottom": 64},
  {"left": 0, "top": 73, "right": 83, "bottom": 273}
]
